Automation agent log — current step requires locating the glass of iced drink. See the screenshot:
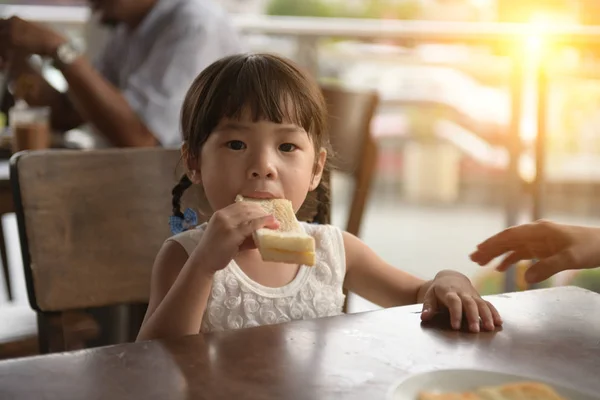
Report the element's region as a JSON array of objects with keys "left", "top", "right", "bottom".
[{"left": 9, "top": 103, "right": 51, "bottom": 153}]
